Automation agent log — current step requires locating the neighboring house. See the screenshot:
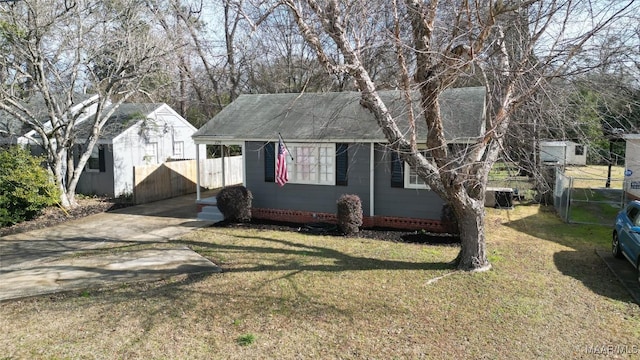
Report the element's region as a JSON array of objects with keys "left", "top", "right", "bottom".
[
  {"left": 73, "top": 103, "right": 201, "bottom": 198},
  {"left": 1, "top": 97, "right": 201, "bottom": 199},
  {"left": 539, "top": 140, "right": 587, "bottom": 166},
  {"left": 192, "top": 87, "right": 486, "bottom": 232},
  {"left": 0, "top": 93, "right": 99, "bottom": 148},
  {"left": 0, "top": 115, "right": 26, "bottom": 147},
  {"left": 623, "top": 134, "right": 640, "bottom": 200}
]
